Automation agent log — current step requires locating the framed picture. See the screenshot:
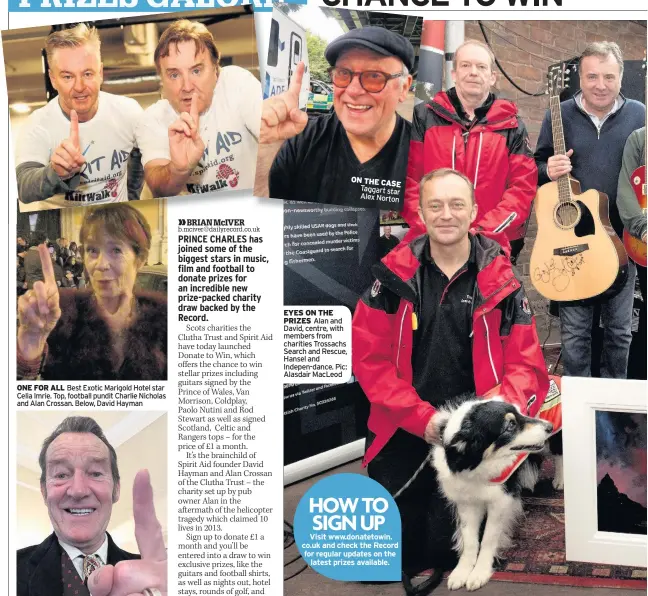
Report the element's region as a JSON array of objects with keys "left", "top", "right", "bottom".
[{"left": 563, "top": 377, "right": 647, "bottom": 567}]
